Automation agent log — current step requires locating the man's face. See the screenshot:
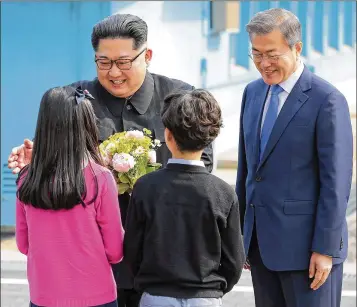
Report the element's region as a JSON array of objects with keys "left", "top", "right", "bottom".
[
  {"left": 95, "top": 38, "right": 152, "bottom": 98},
  {"left": 250, "top": 29, "right": 302, "bottom": 85}
]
